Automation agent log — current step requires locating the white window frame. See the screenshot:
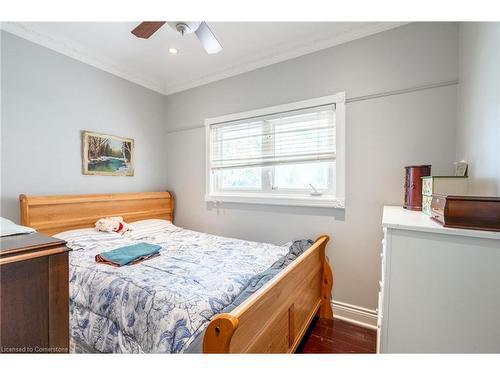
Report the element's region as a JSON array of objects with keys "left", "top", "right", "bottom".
[{"left": 205, "top": 92, "right": 346, "bottom": 209}]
